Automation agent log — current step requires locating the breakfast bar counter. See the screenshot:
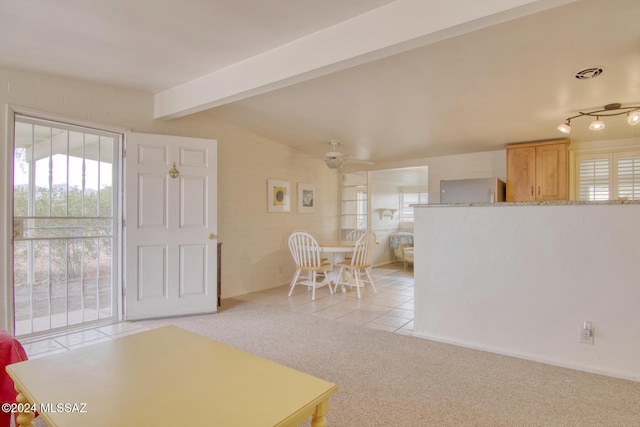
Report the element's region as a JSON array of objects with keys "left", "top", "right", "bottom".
[{"left": 413, "top": 199, "right": 640, "bottom": 208}]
